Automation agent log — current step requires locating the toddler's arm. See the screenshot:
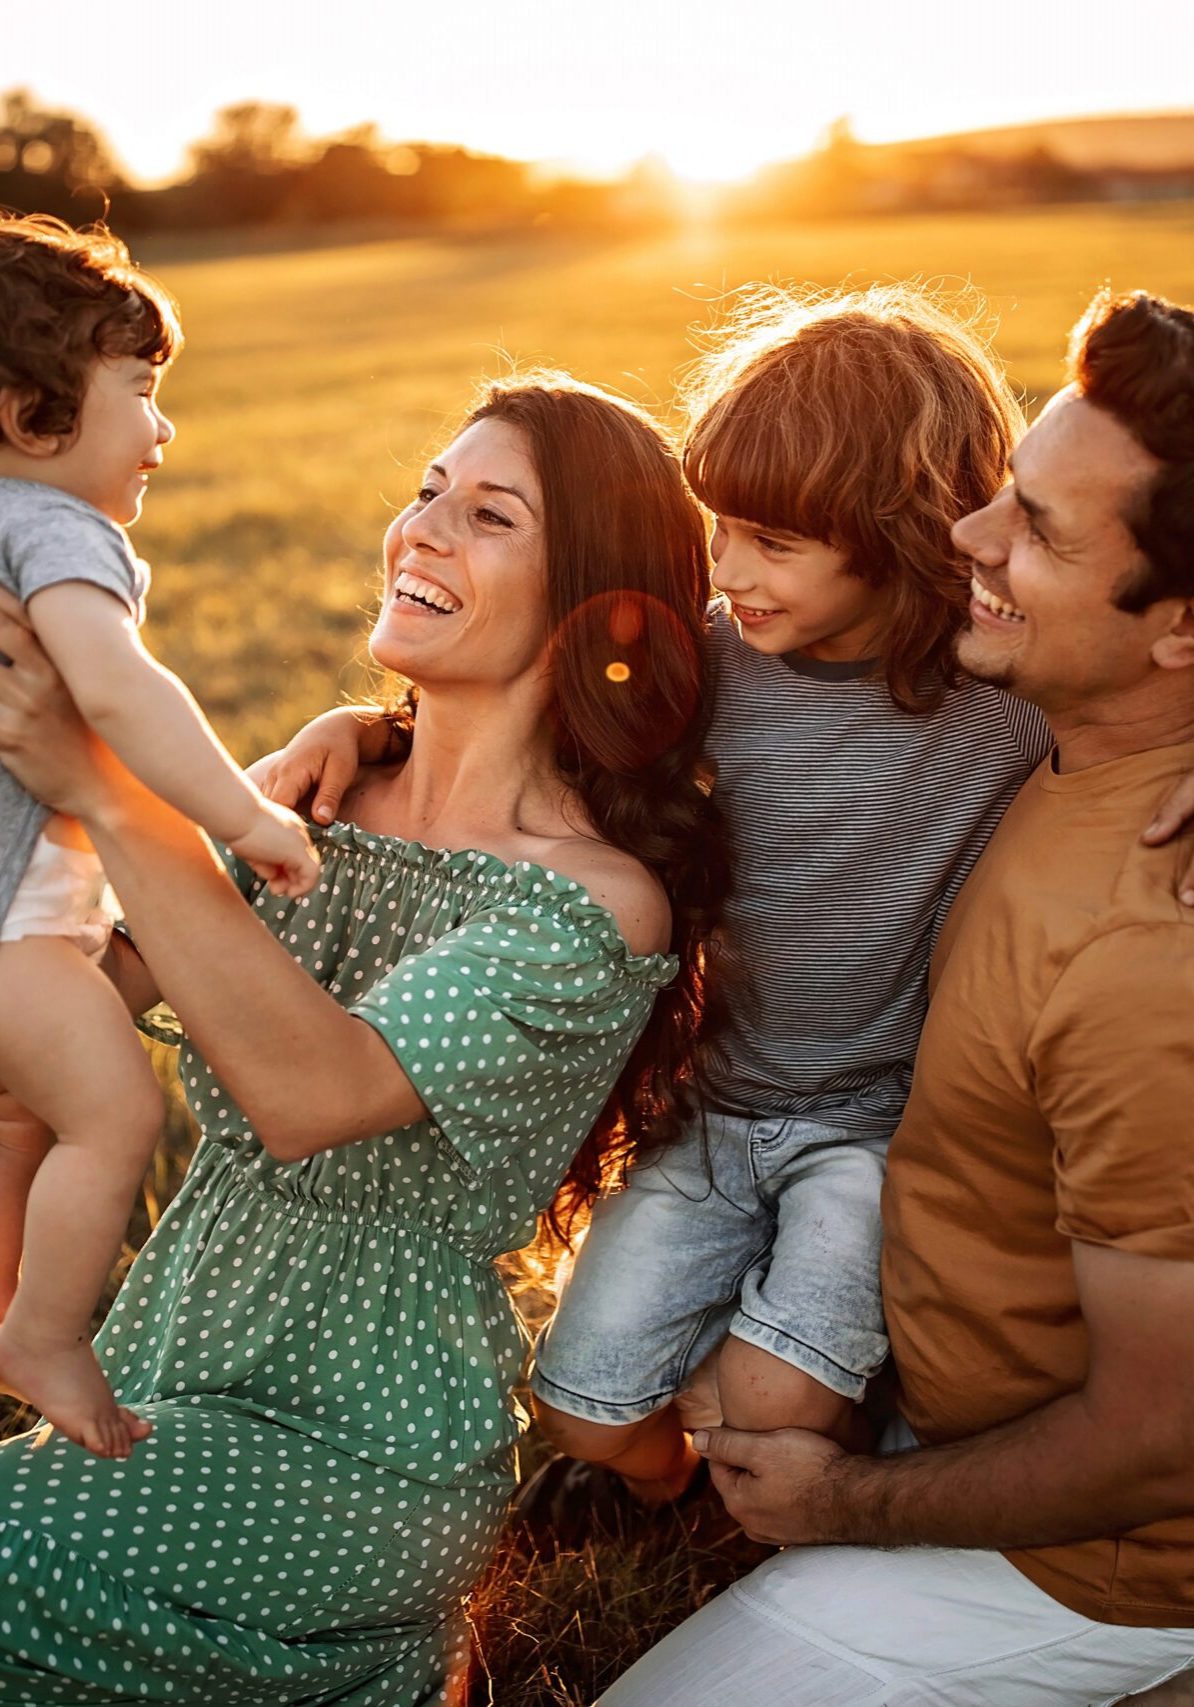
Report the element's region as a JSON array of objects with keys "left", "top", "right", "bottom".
[
  {"left": 27, "top": 582, "right": 319, "bottom": 896},
  {"left": 255, "top": 704, "right": 395, "bottom": 821}
]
